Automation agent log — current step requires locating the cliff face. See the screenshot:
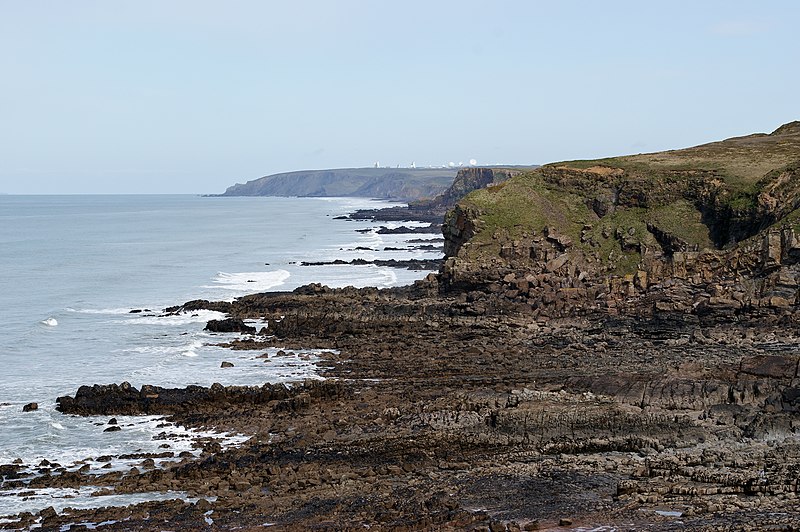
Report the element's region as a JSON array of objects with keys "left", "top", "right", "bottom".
[
  {"left": 221, "top": 167, "right": 457, "bottom": 201},
  {"left": 416, "top": 167, "right": 523, "bottom": 210},
  {"left": 441, "top": 122, "right": 800, "bottom": 320}
]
